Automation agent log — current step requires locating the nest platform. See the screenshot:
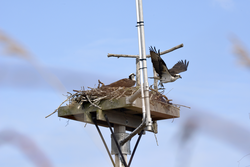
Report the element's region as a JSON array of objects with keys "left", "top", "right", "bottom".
[{"left": 58, "top": 87, "right": 180, "bottom": 133}]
